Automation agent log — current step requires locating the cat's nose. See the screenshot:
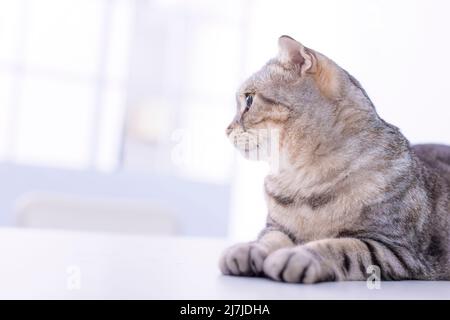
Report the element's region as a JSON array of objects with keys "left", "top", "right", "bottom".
[
  {"left": 226, "top": 124, "right": 234, "bottom": 136},
  {"left": 226, "top": 114, "right": 241, "bottom": 136},
  {"left": 226, "top": 120, "right": 239, "bottom": 136}
]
